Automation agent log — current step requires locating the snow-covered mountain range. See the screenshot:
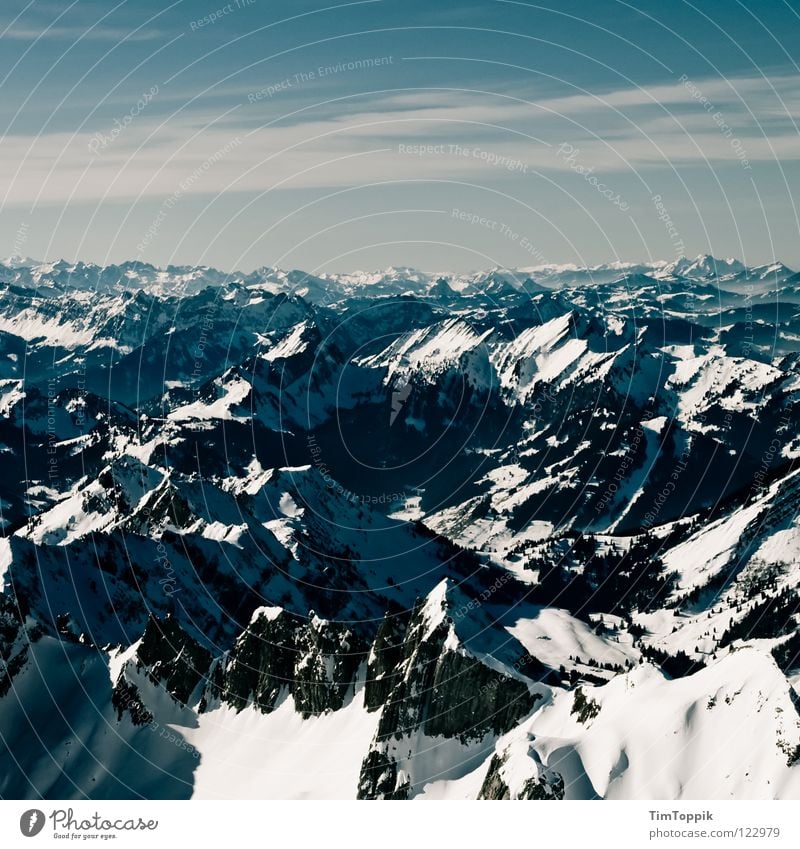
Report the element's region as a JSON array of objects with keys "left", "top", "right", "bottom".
[{"left": 1, "top": 254, "right": 800, "bottom": 799}]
